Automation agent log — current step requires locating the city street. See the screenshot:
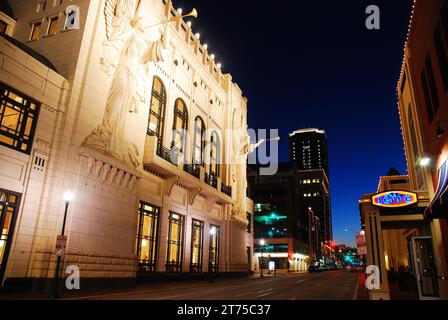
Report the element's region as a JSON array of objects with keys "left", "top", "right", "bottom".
[{"left": 60, "top": 270, "right": 362, "bottom": 300}]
